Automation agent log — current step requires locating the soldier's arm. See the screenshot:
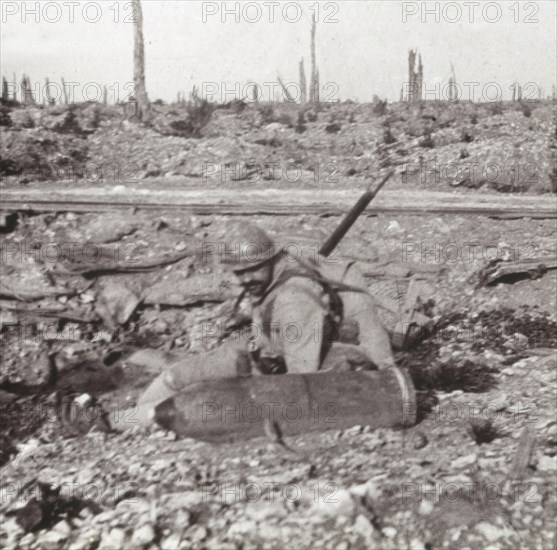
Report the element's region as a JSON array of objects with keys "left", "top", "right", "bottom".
[
  {"left": 270, "top": 280, "right": 327, "bottom": 374},
  {"left": 341, "top": 265, "right": 396, "bottom": 369}
]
